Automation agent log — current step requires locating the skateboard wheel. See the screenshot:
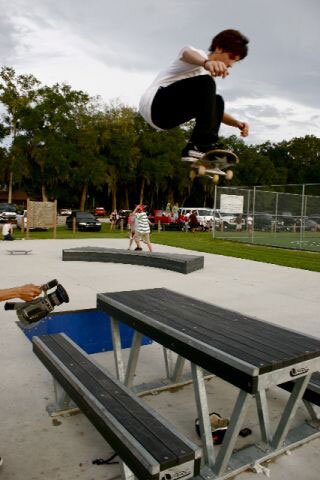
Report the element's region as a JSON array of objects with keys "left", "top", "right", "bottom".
[
  {"left": 225, "top": 169, "right": 233, "bottom": 181},
  {"left": 212, "top": 174, "right": 220, "bottom": 184},
  {"left": 198, "top": 165, "right": 206, "bottom": 176}
]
